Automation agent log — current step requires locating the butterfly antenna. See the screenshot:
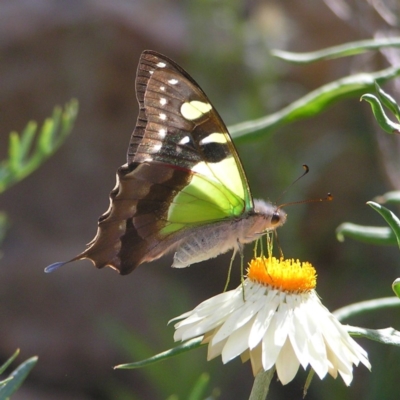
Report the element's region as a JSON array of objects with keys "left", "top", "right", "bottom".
[
  {"left": 278, "top": 192, "right": 333, "bottom": 209},
  {"left": 275, "top": 164, "right": 310, "bottom": 205}
]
